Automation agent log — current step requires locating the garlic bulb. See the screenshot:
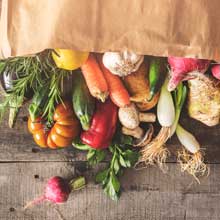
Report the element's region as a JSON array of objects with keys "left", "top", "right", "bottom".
[{"left": 103, "top": 51, "right": 144, "bottom": 77}]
